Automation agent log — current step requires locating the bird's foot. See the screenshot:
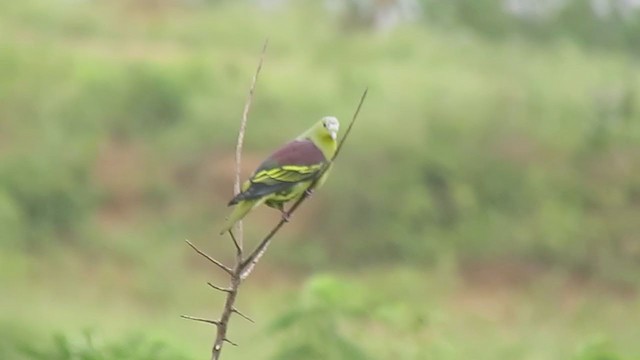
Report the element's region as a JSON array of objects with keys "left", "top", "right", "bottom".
[
  {"left": 281, "top": 211, "right": 291, "bottom": 222},
  {"left": 304, "top": 189, "right": 314, "bottom": 197}
]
